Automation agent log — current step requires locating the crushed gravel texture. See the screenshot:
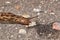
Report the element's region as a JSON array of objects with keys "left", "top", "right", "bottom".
[{"left": 0, "top": 0, "right": 60, "bottom": 40}]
